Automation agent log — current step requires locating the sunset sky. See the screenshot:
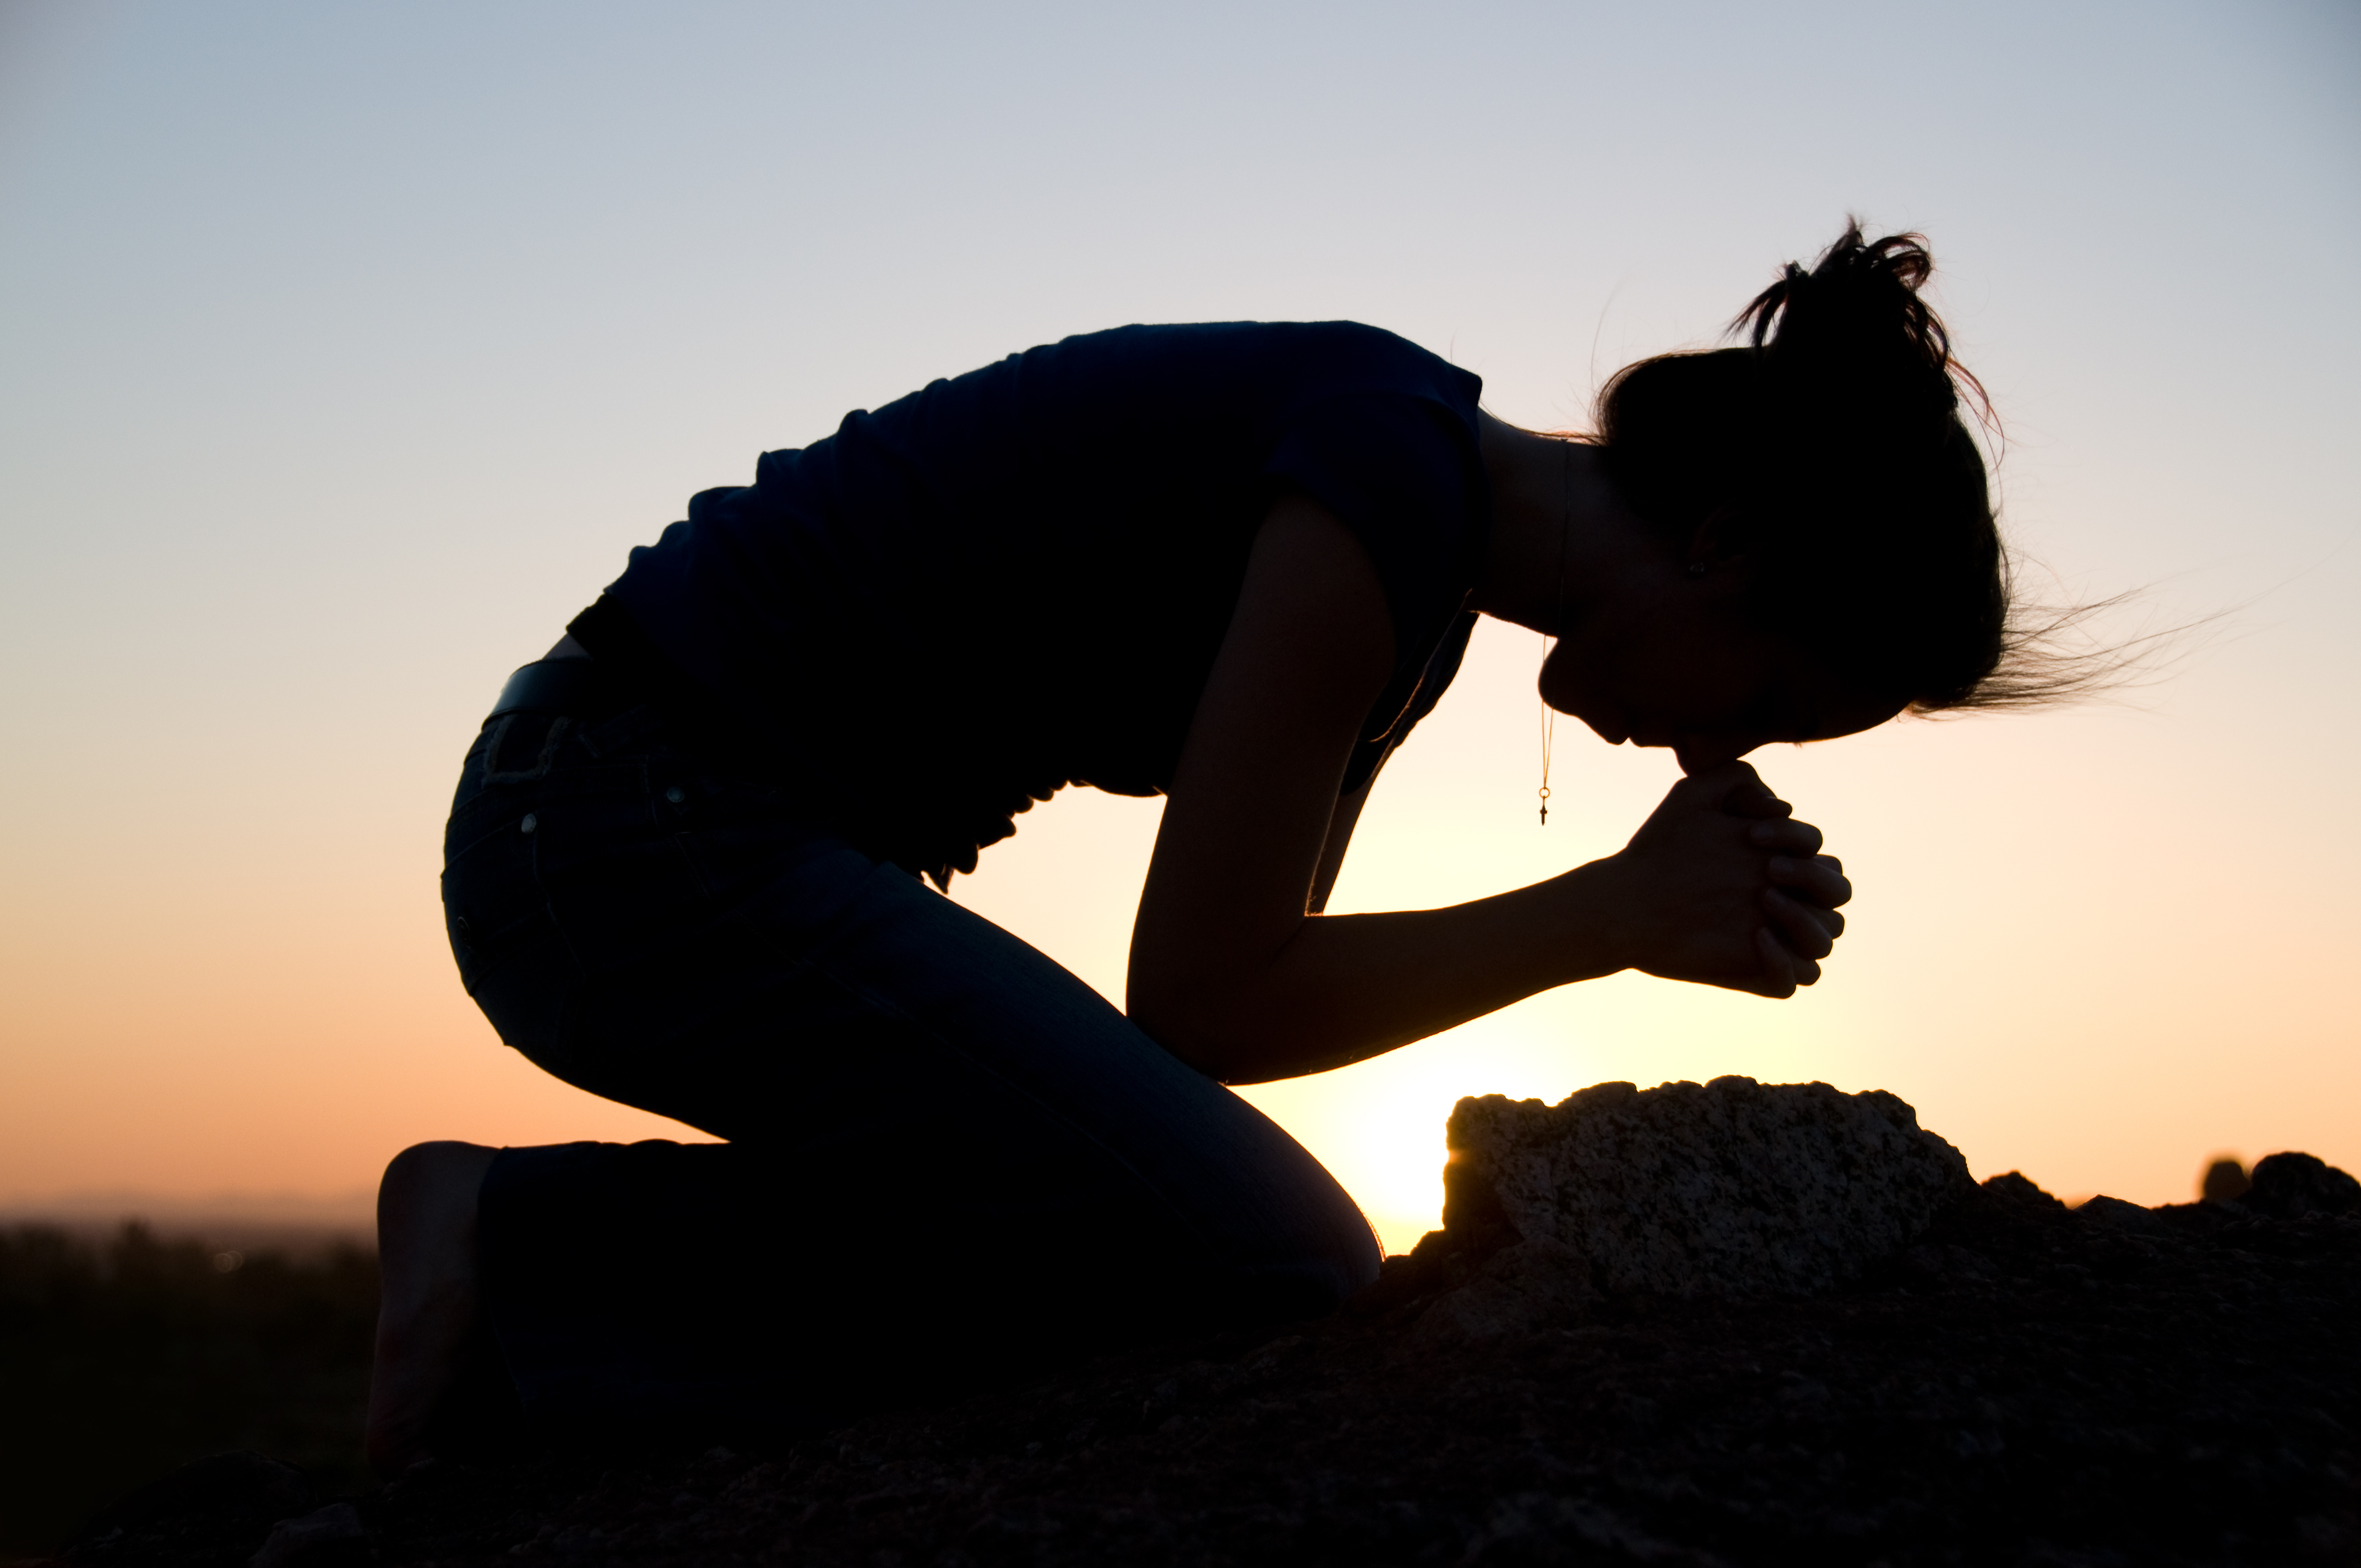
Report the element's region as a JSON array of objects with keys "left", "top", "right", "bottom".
[{"left": 3, "top": 0, "right": 2355, "bottom": 1253}]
